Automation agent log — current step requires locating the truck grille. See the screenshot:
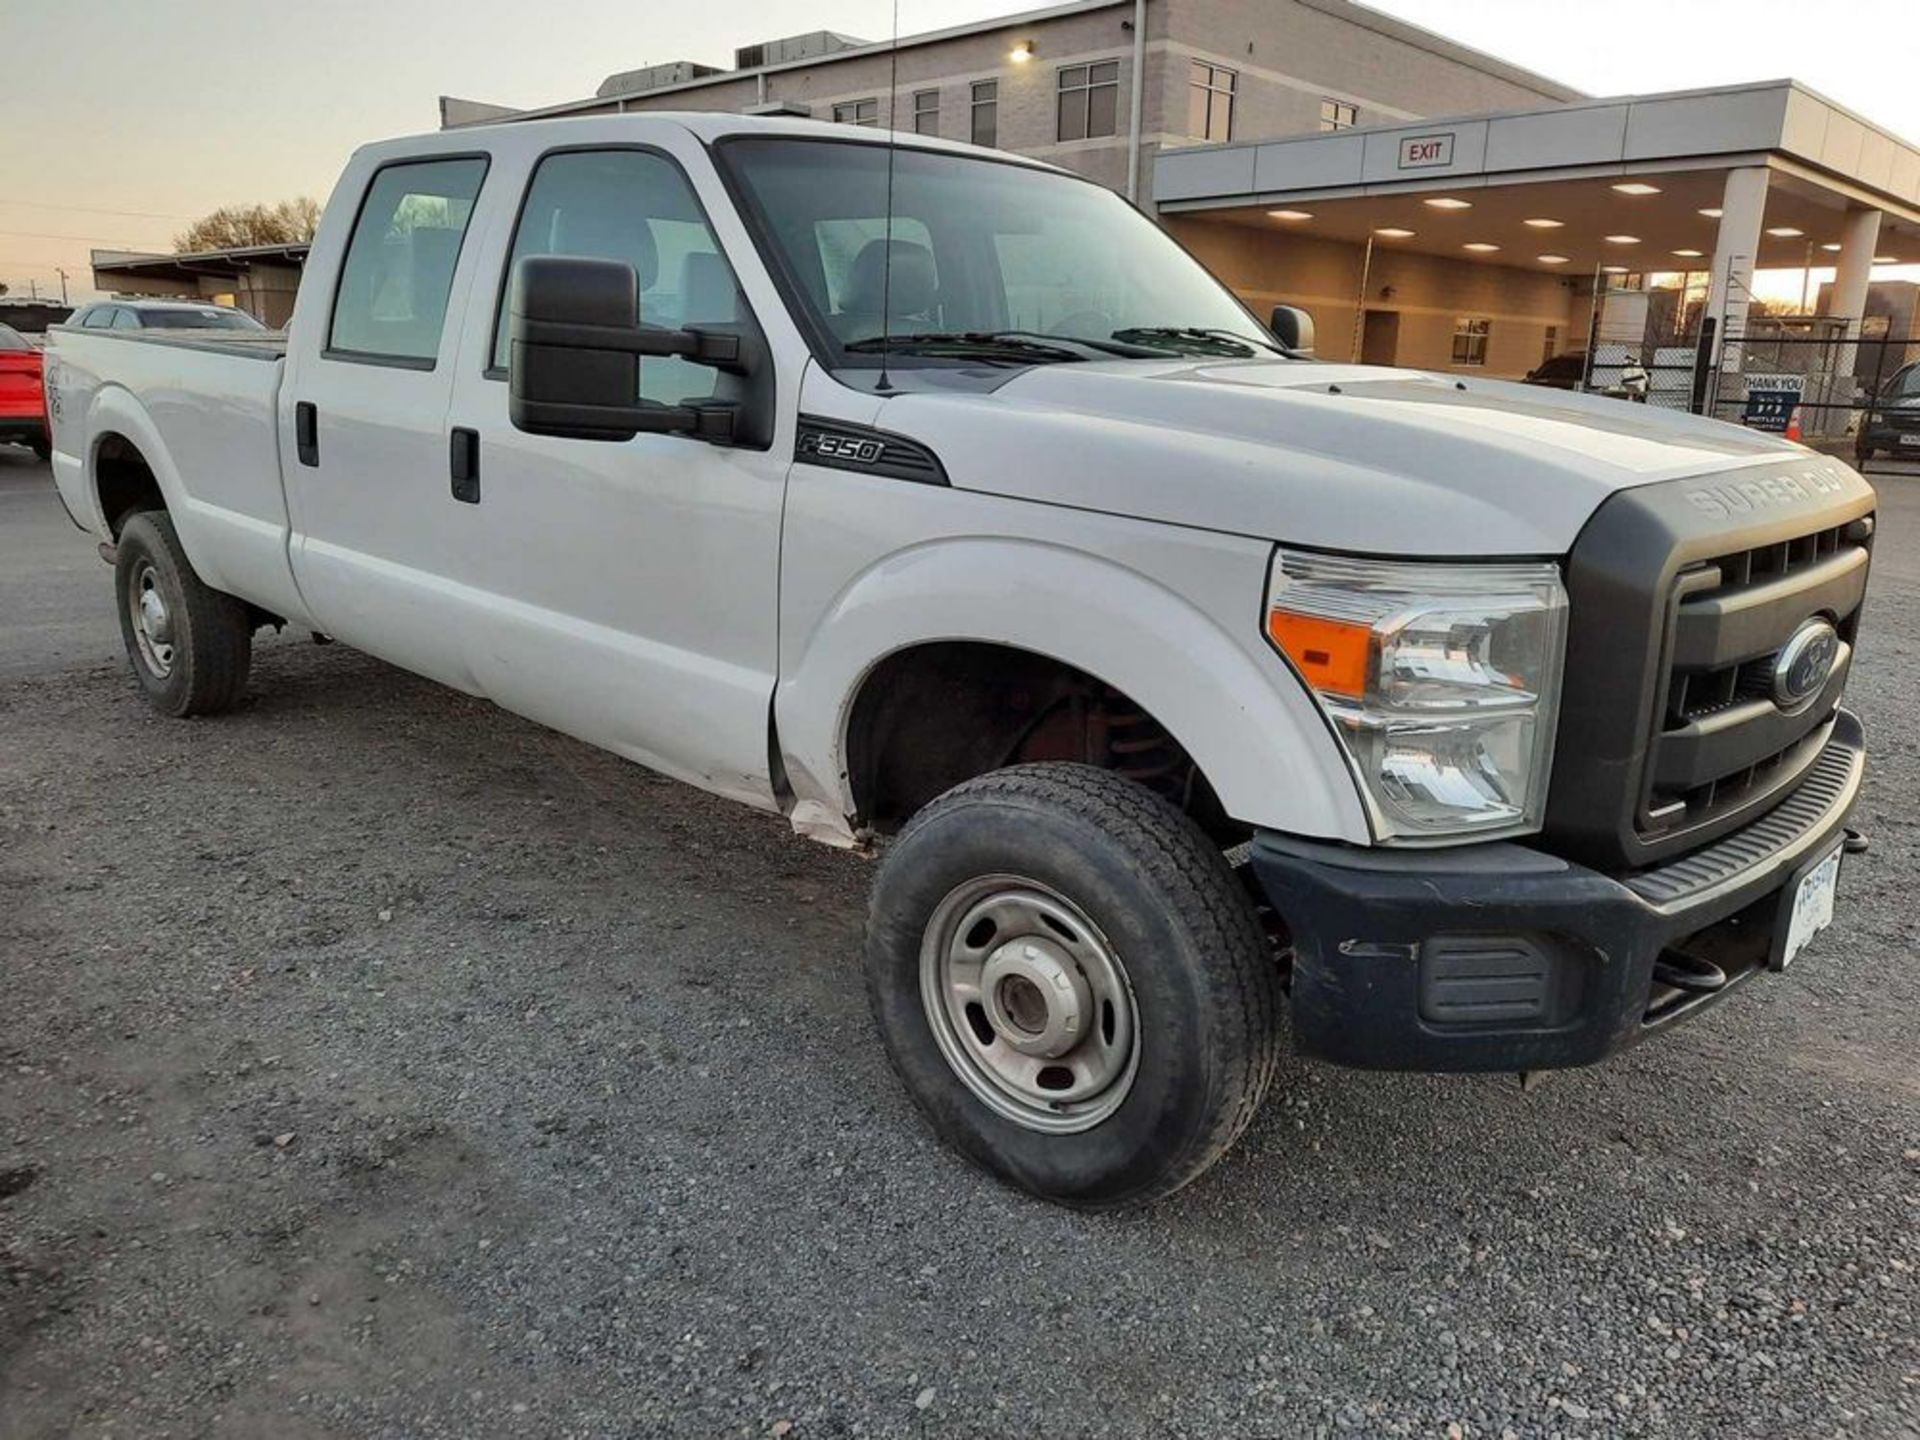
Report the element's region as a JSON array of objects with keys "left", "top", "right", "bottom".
[
  {"left": 1545, "top": 458, "right": 1876, "bottom": 871},
  {"left": 1642, "top": 523, "right": 1868, "bottom": 839}
]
